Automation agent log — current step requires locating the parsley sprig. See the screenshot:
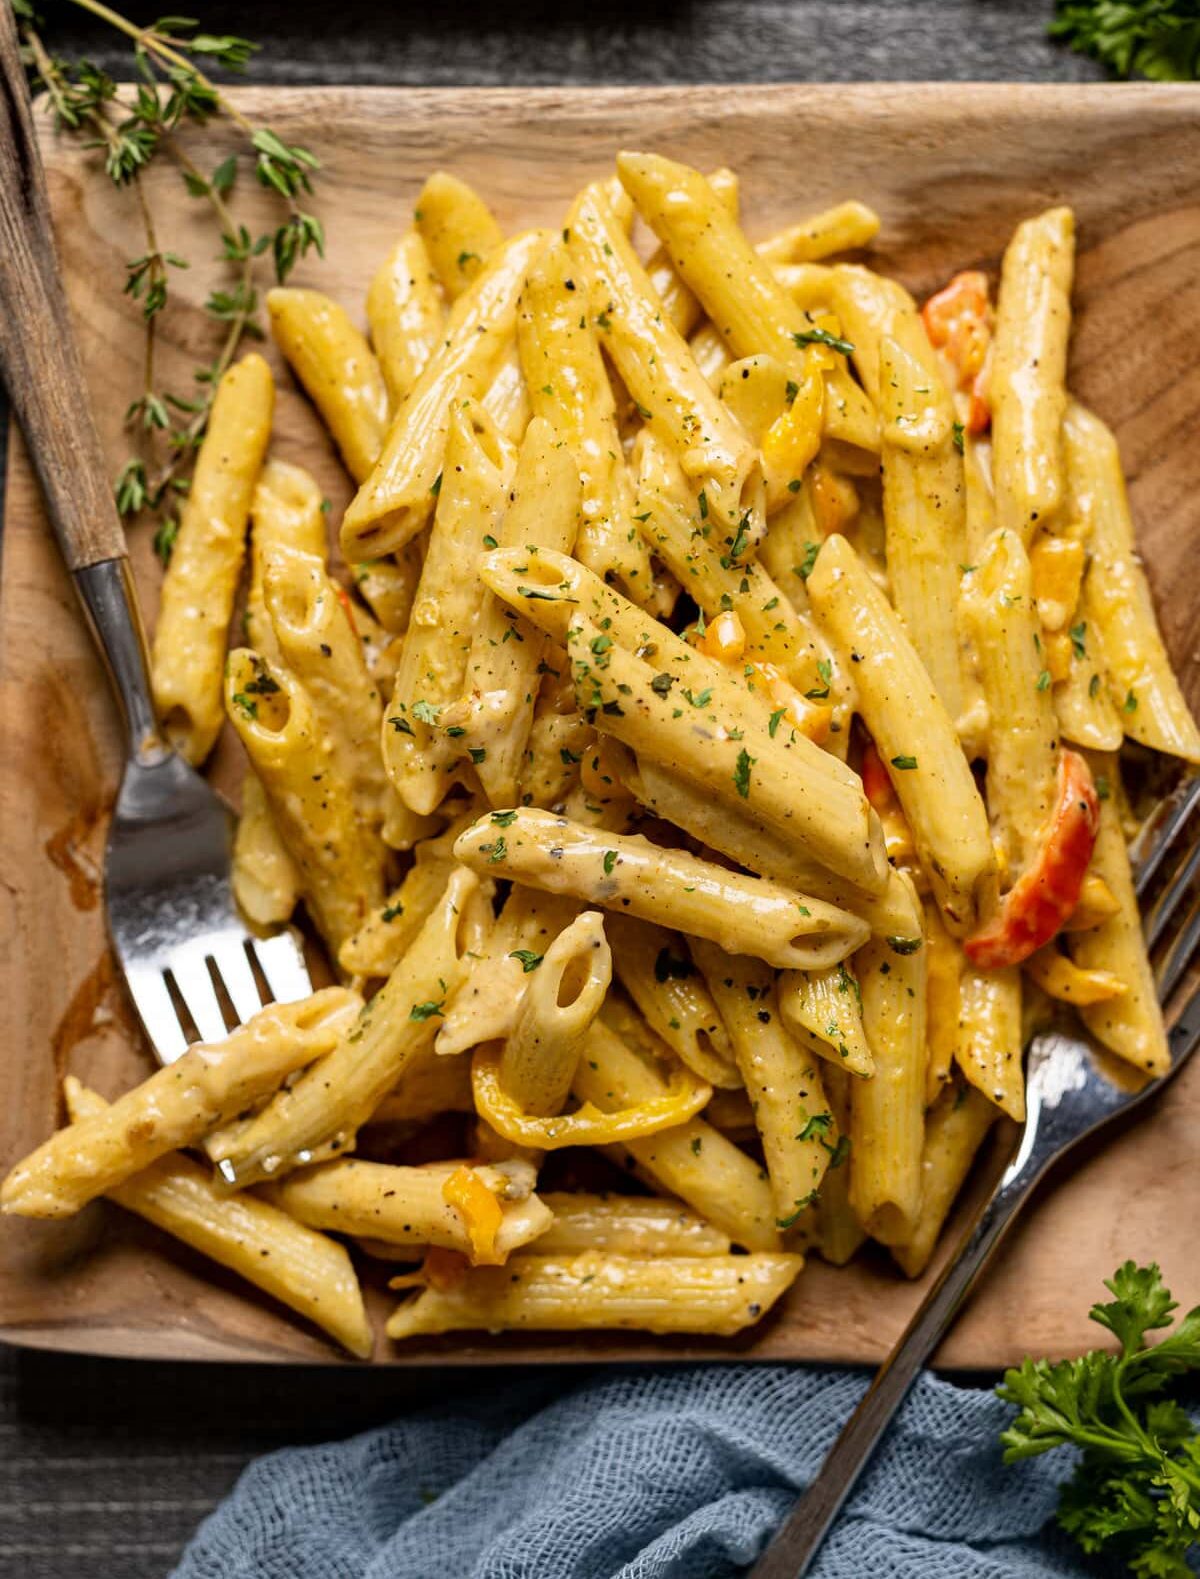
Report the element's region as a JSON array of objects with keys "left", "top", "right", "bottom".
[
  {"left": 998, "top": 1261, "right": 1200, "bottom": 1576},
  {"left": 14, "top": 0, "right": 324, "bottom": 563},
  {"left": 1050, "top": 0, "right": 1200, "bottom": 81}
]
